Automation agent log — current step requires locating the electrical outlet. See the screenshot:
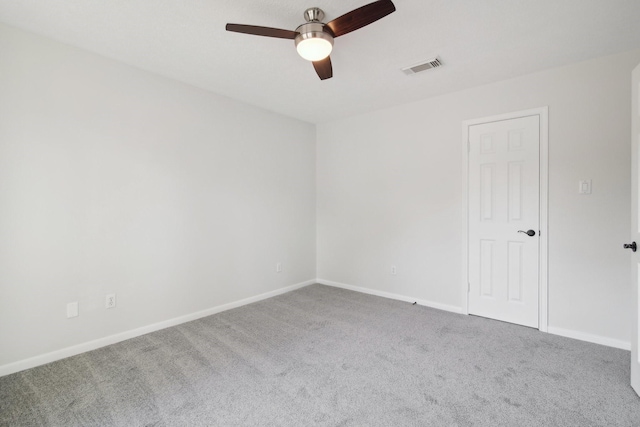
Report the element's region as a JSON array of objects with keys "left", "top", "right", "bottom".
[
  {"left": 105, "top": 294, "right": 116, "bottom": 309},
  {"left": 276, "top": 262, "right": 282, "bottom": 273},
  {"left": 391, "top": 265, "right": 397, "bottom": 275},
  {"left": 67, "top": 301, "right": 79, "bottom": 318}
]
